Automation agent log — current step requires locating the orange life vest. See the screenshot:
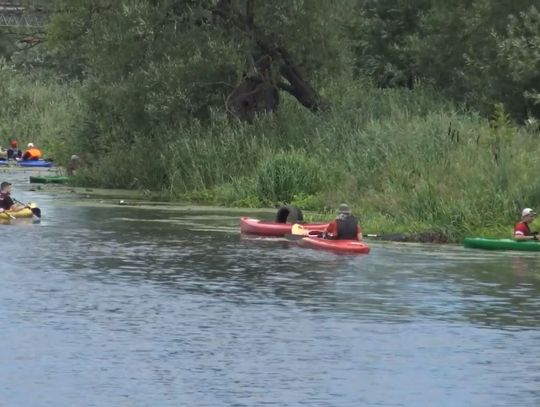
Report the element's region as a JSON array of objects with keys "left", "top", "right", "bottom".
[{"left": 24, "top": 147, "right": 42, "bottom": 160}]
